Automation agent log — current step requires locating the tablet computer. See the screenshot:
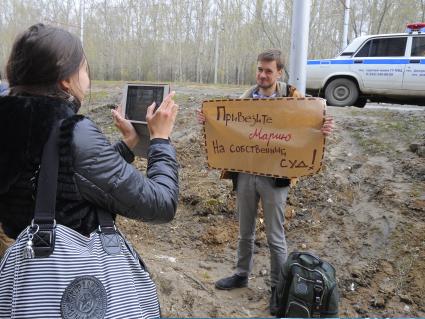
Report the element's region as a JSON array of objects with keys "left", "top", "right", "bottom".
[
  {"left": 121, "top": 83, "right": 170, "bottom": 158},
  {"left": 122, "top": 83, "right": 170, "bottom": 124}
]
